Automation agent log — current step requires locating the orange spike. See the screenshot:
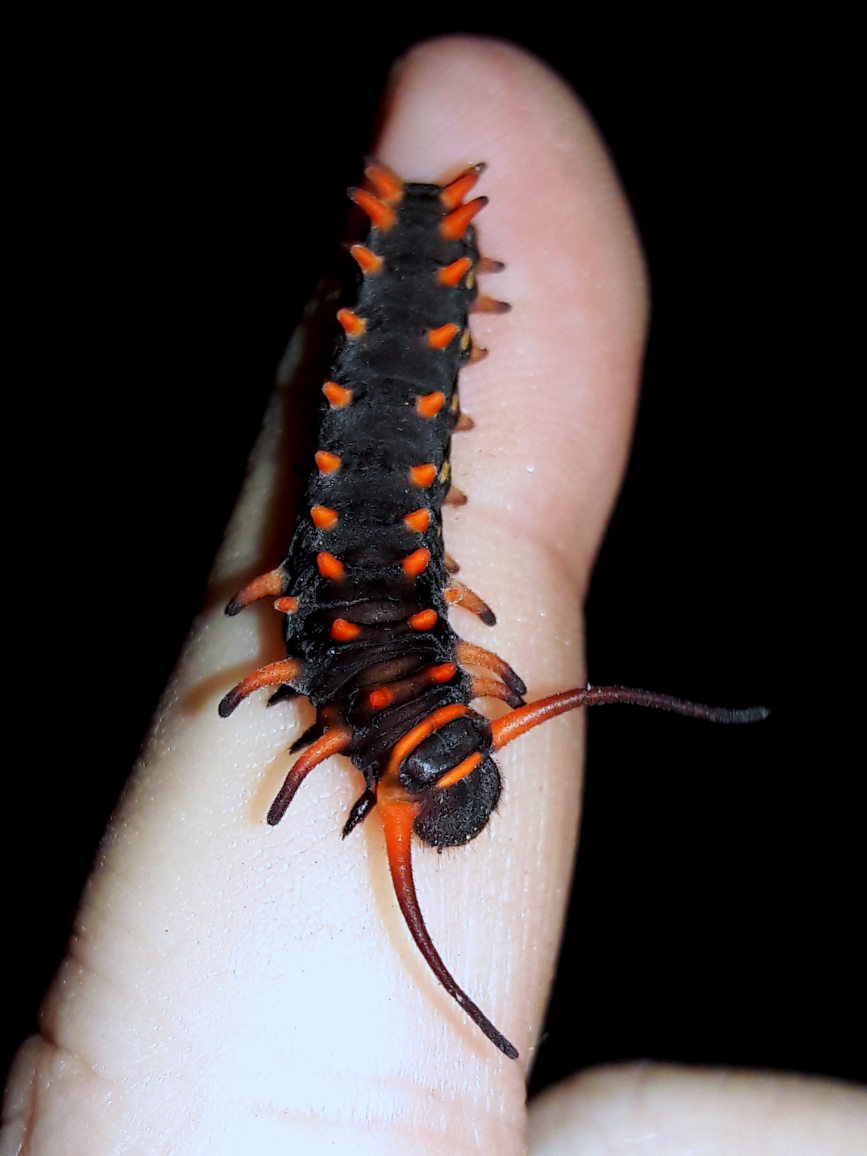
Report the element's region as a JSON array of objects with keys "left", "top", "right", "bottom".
[
  {"left": 443, "top": 552, "right": 460, "bottom": 573},
  {"left": 439, "top": 164, "right": 485, "bottom": 211},
  {"left": 469, "top": 344, "right": 489, "bottom": 364},
  {"left": 315, "top": 451, "right": 341, "bottom": 474},
  {"left": 427, "top": 323, "right": 459, "bottom": 349},
  {"left": 330, "top": 618, "right": 361, "bottom": 642},
  {"left": 225, "top": 567, "right": 285, "bottom": 615},
  {"left": 311, "top": 505, "right": 338, "bottom": 529},
  {"left": 469, "top": 676, "right": 524, "bottom": 709},
  {"left": 337, "top": 309, "right": 366, "bottom": 338},
  {"left": 436, "top": 751, "right": 482, "bottom": 791},
  {"left": 408, "top": 609, "right": 437, "bottom": 630},
  {"left": 317, "top": 552, "right": 345, "bottom": 580},
  {"left": 364, "top": 160, "right": 404, "bottom": 205},
  {"left": 477, "top": 257, "right": 505, "bottom": 274},
  {"left": 457, "top": 641, "right": 526, "bottom": 695},
  {"left": 403, "top": 507, "right": 431, "bottom": 532},
  {"left": 274, "top": 597, "right": 299, "bottom": 614},
  {"left": 268, "top": 724, "right": 354, "bottom": 825},
  {"left": 322, "top": 382, "right": 353, "bottom": 408},
  {"left": 368, "top": 687, "right": 395, "bottom": 709},
  {"left": 472, "top": 295, "right": 512, "bottom": 314},
  {"left": 402, "top": 549, "right": 431, "bottom": 578},
  {"left": 409, "top": 463, "right": 437, "bottom": 487},
  {"left": 444, "top": 580, "right": 496, "bottom": 625},
  {"left": 438, "top": 256, "right": 472, "bottom": 287},
  {"left": 350, "top": 244, "right": 383, "bottom": 274},
  {"left": 416, "top": 391, "right": 445, "bottom": 418},
  {"left": 348, "top": 186, "right": 396, "bottom": 230},
  {"left": 441, "top": 196, "right": 488, "bottom": 240},
  {"left": 455, "top": 412, "right": 475, "bottom": 431},
  {"left": 430, "top": 662, "right": 457, "bottom": 684},
  {"left": 218, "top": 658, "right": 302, "bottom": 717}
]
